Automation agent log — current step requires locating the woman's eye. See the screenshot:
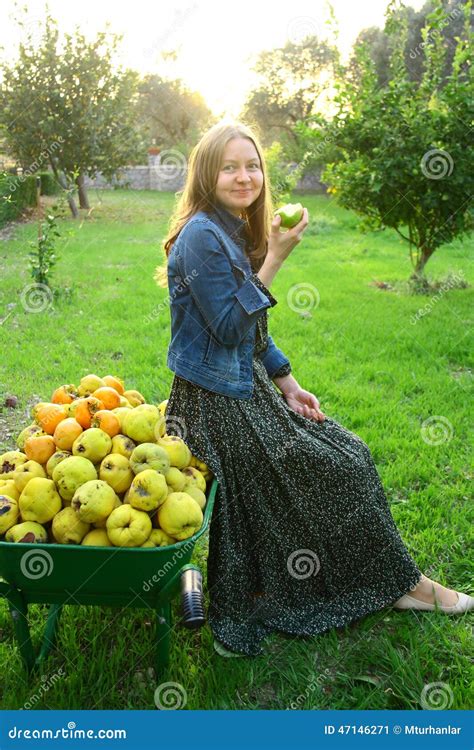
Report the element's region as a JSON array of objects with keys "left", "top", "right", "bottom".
[{"left": 223, "top": 164, "right": 260, "bottom": 171}]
